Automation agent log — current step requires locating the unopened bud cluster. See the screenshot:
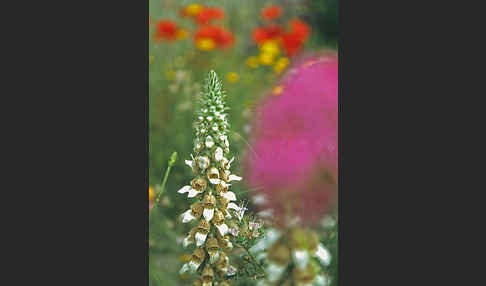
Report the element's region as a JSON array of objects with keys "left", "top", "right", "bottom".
[
  {"left": 250, "top": 227, "right": 332, "bottom": 286},
  {"left": 178, "top": 70, "right": 244, "bottom": 286}
]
